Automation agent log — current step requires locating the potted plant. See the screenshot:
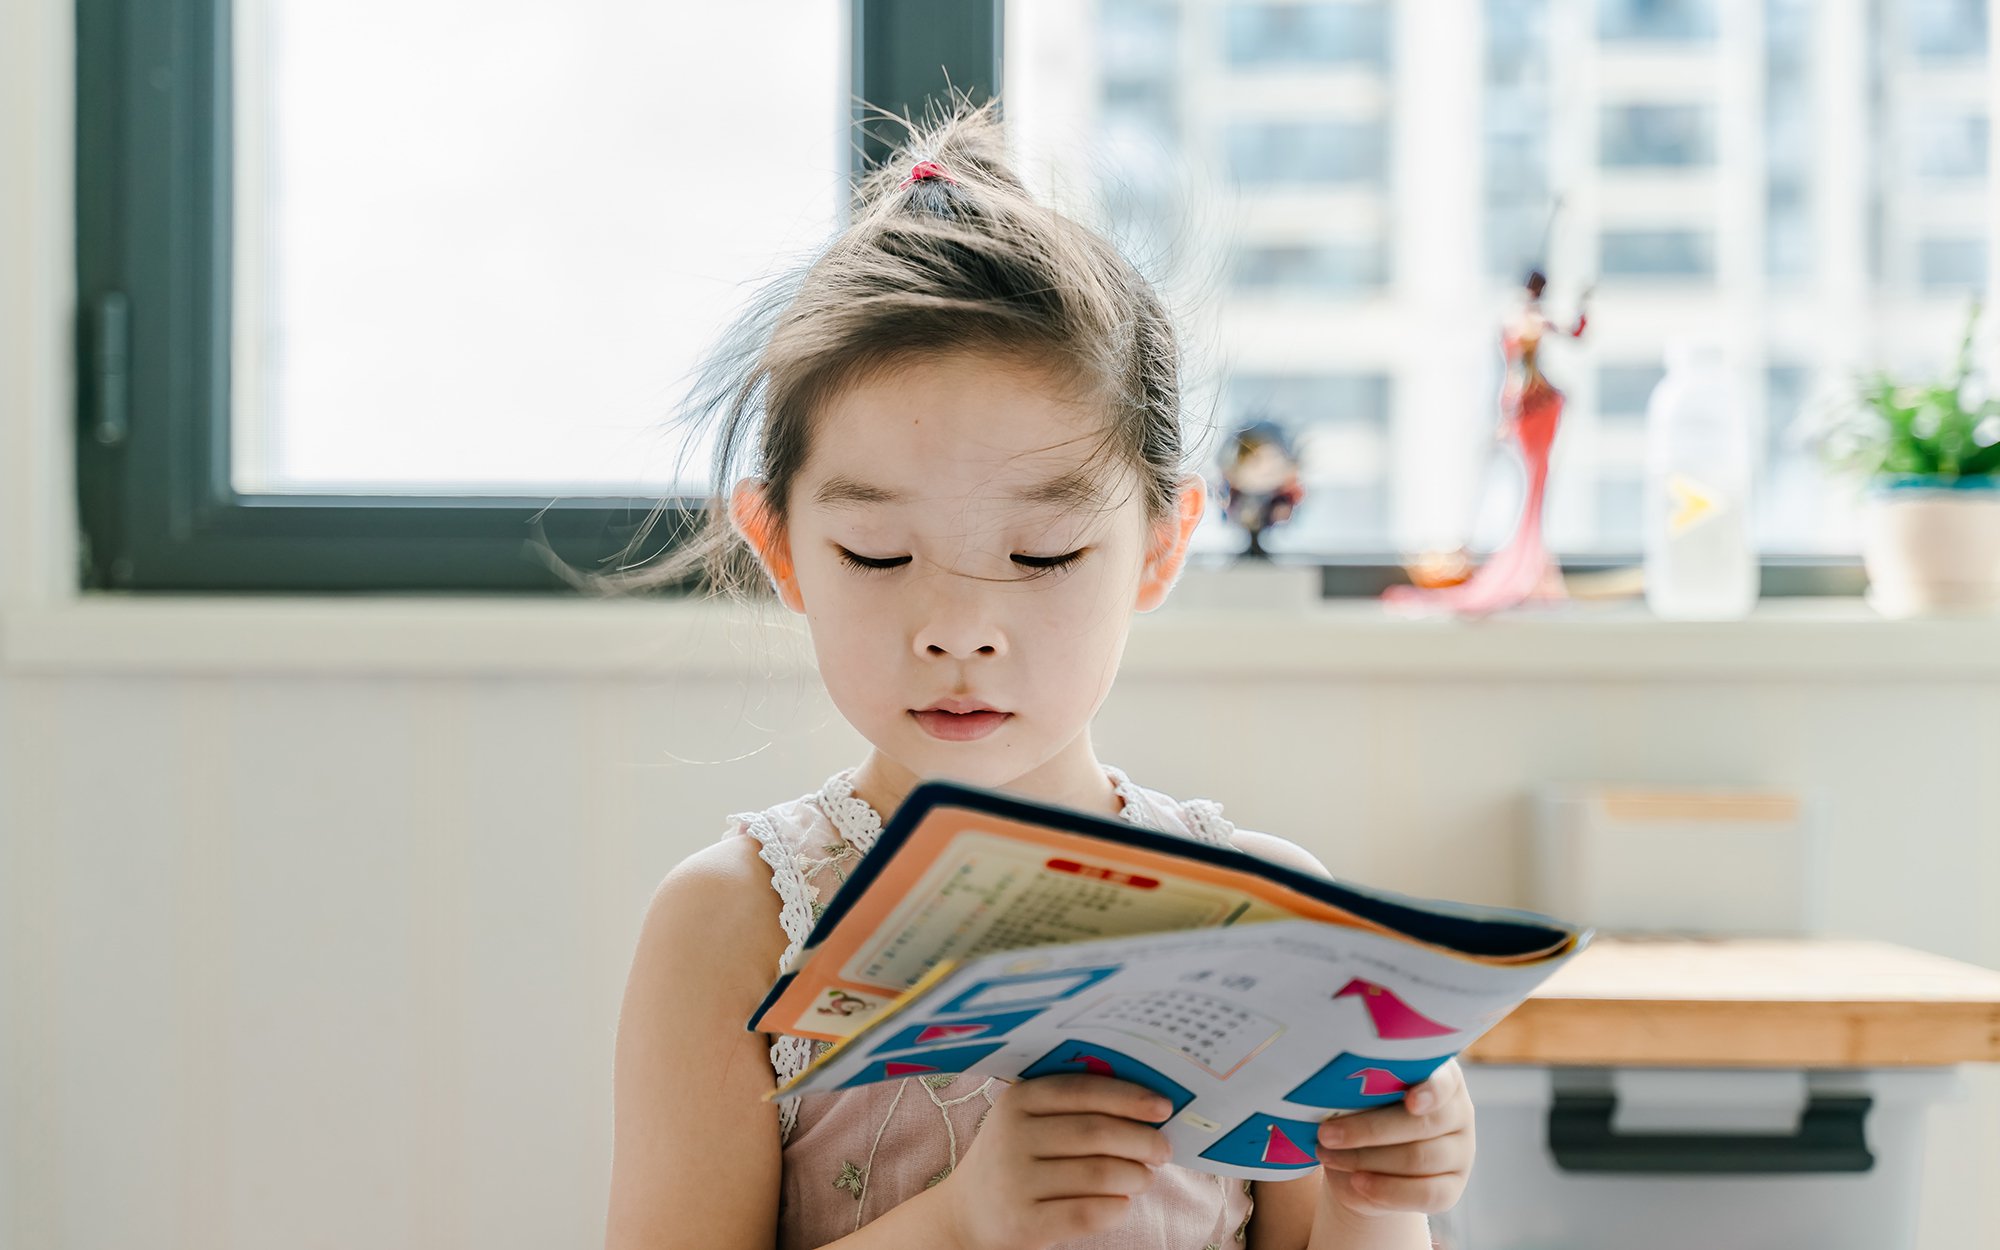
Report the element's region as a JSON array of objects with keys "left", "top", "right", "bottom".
[{"left": 1810, "top": 302, "right": 2000, "bottom": 618}]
